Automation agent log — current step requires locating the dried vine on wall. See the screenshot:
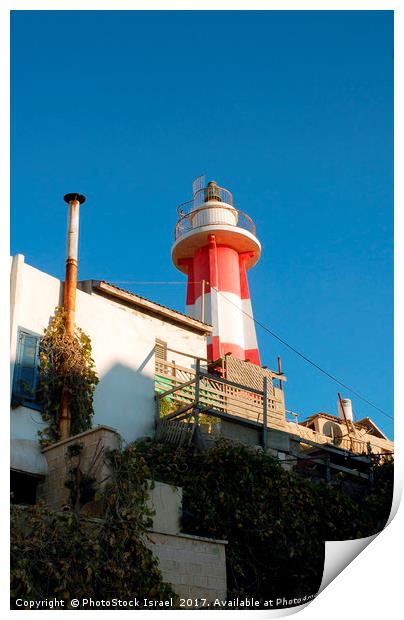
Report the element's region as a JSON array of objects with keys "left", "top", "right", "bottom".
[{"left": 38, "top": 307, "right": 99, "bottom": 446}]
